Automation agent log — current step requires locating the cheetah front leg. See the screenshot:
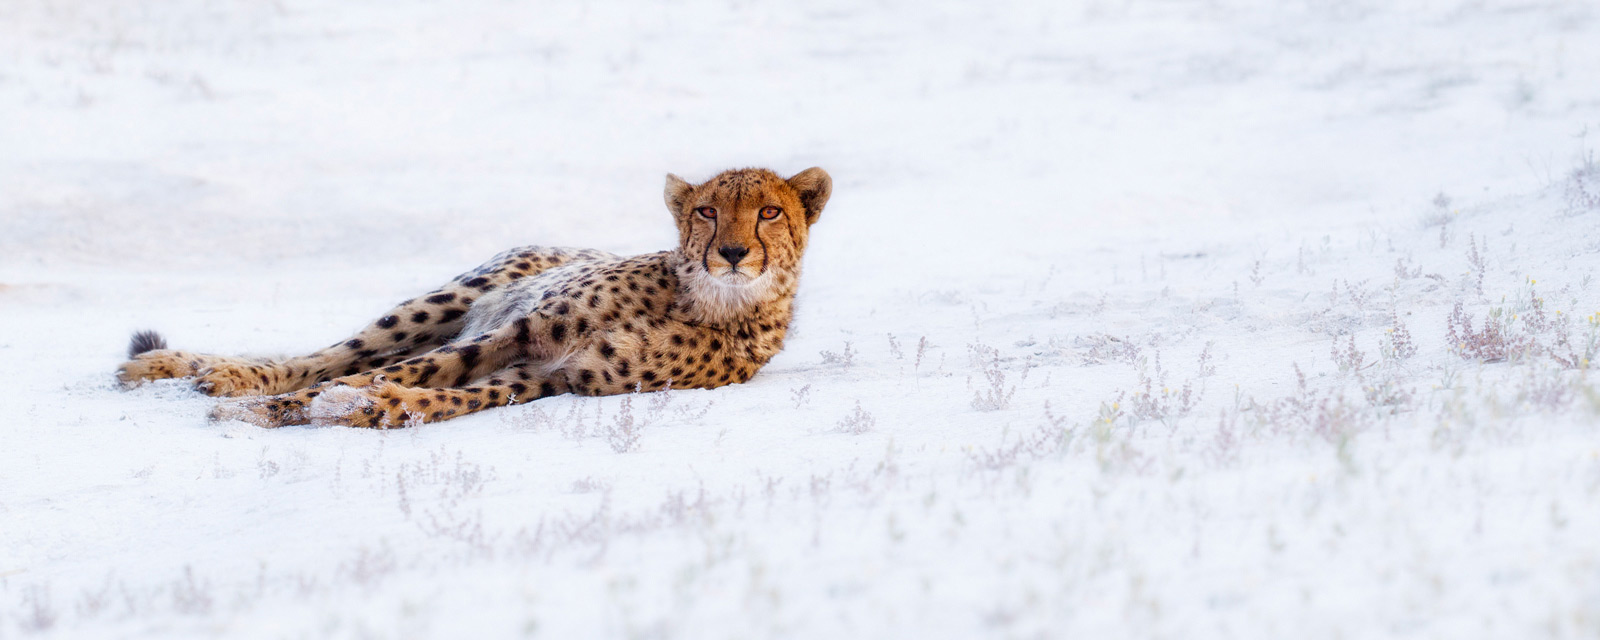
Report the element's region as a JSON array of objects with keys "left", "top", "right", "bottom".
[{"left": 301, "top": 363, "right": 571, "bottom": 428}]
